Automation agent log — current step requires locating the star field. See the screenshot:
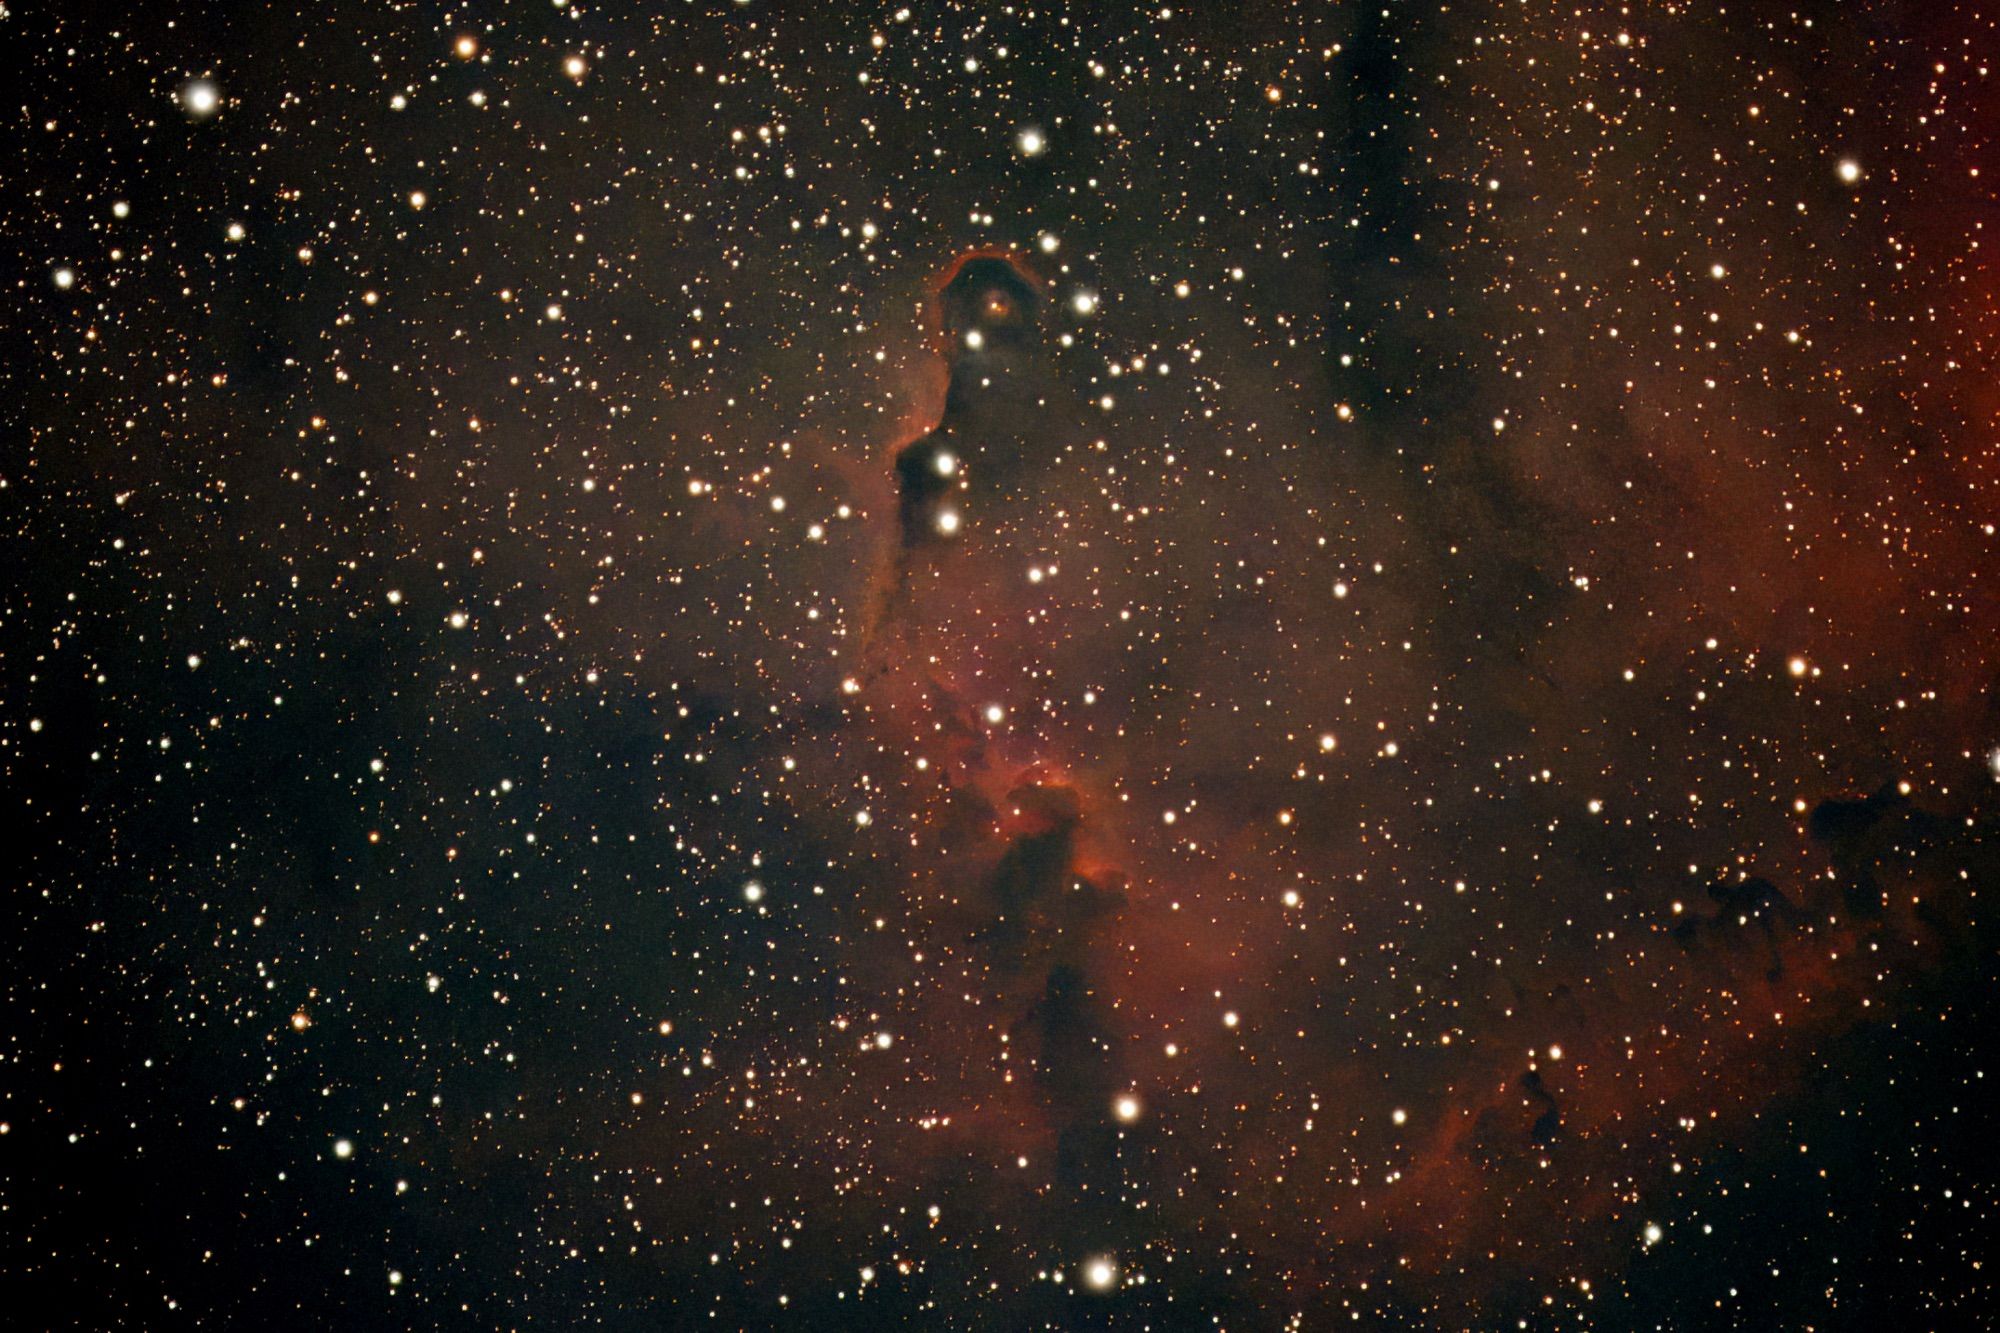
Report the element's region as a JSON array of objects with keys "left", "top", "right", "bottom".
[{"left": 5, "top": 2, "right": 2000, "bottom": 1328}]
